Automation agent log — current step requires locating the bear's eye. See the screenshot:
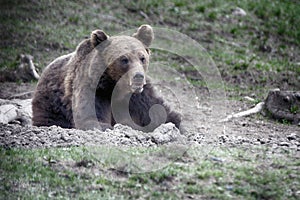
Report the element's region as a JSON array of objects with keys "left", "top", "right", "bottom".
[
  {"left": 140, "top": 57, "right": 146, "bottom": 64},
  {"left": 121, "top": 57, "right": 129, "bottom": 65}
]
